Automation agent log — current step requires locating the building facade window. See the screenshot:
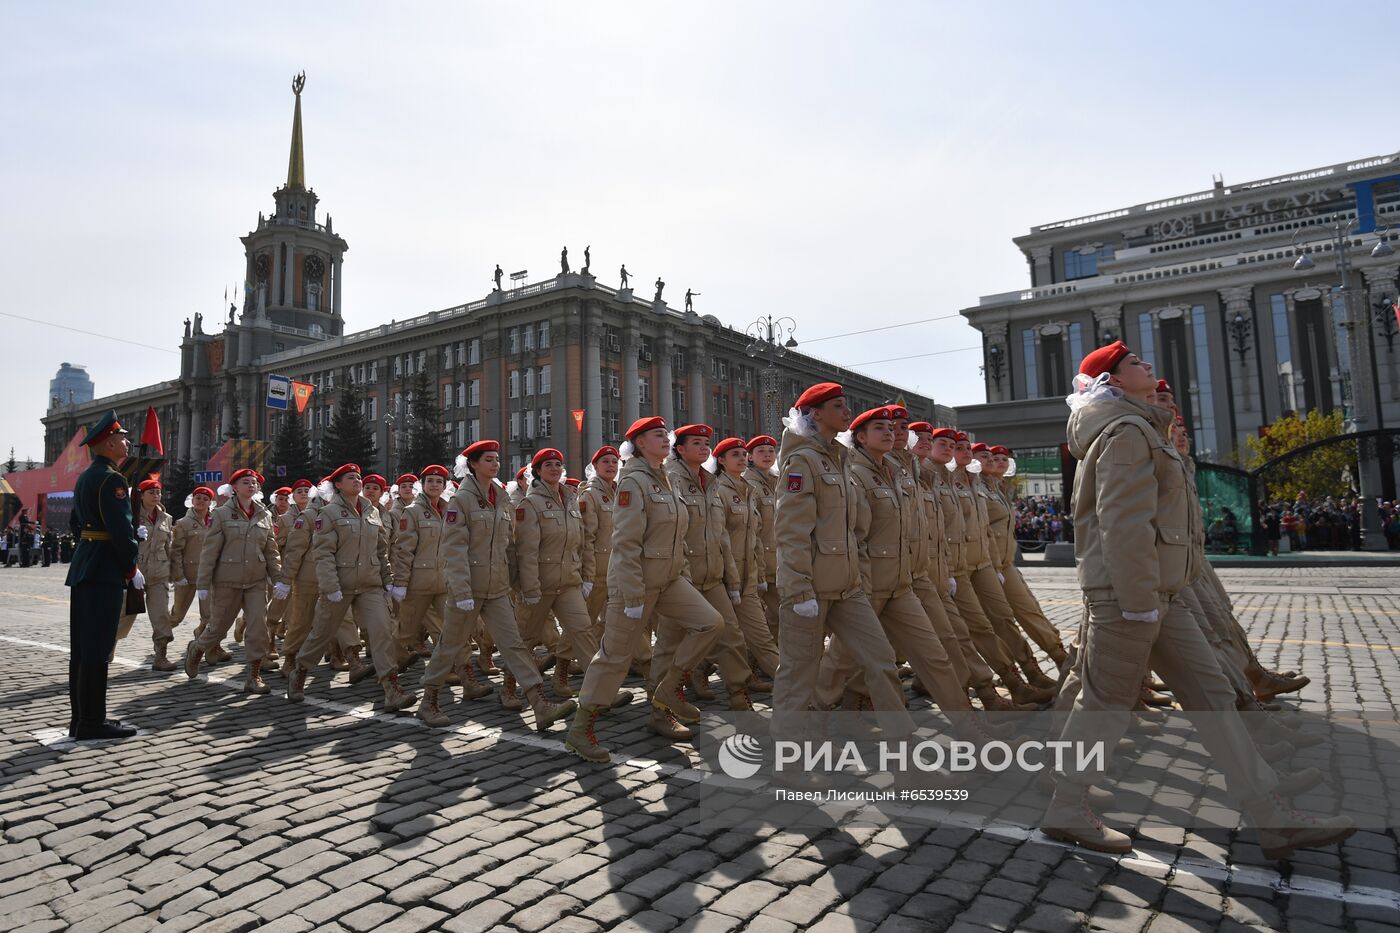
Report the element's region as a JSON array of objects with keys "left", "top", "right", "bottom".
[
  {"left": 523, "top": 326, "right": 535, "bottom": 352},
  {"left": 539, "top": 364, "right": 551, "bottom": 394},
  {"left": 538, "top": 320, "right": 550, "bottom": 349},
  {"left": 510, "top": 411, "right": 520, "bottom": 440},
  {"left": 509, "top": 327, "right": 519, "bottom": 354},
  {"left": 468, "top": 339, "right": 480, "bottom": 366},
  {"left": 539, "top": 409, "right": 552, "bottom": 437},
  {"left": 469, "top": 418, "right": 479, "bottom": 443},
  {"left": 469, "top": 379, "right": 480, "bottom": 407},
  {"left": 1062, "top": 244, "right": 1115, "bottom": 281},
  {"left": 639, "top": 375, "right": 651, "bottom": 405},
  {"left": 1189, "top": 304, "right": 1218, "bottom": 460},
  {"left": 524, "top": 367, "right": 535, "bottom": 397},
  {"left": 1330, "top": 288, "right": 1353, "bottom": 412},
  {"left": 508, "top": 370, "right": 519, "bottom": 398},
  {"left": 1136, "top": 312, "right": 1156, "bottom": 370},
  {"left": 1021, "top": 328, "right": 1039, "bottom": 400},
  {"left": 1271, "top": 293, "right": 1295, "bottom": 413}
]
